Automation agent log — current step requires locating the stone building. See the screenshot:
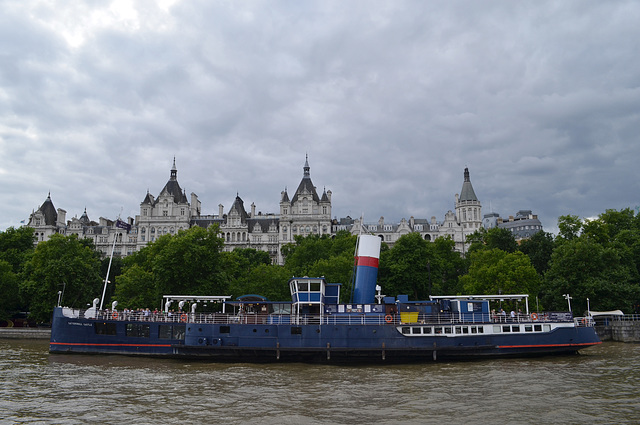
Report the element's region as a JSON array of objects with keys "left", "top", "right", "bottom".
[
  {"left": 135, "top": 158, "right": 197, "bottom": 250},
  {"left": 27, "top": 194, "right": 135, "bottom": 257},
  {"left": 278, "top": 155, "right": 332, "bottom": 263},
  {"left": 482, "top": 209, "right": 544, "bottom": 241},
  {"left": 28, "top": 193, "right": 66, "bottom": 243},
  {"left": 27, "top": 159, "right": 515, "bottom": 261},
  {"left": 334, "top": 167, "right": 481, "bottom": 254}
]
